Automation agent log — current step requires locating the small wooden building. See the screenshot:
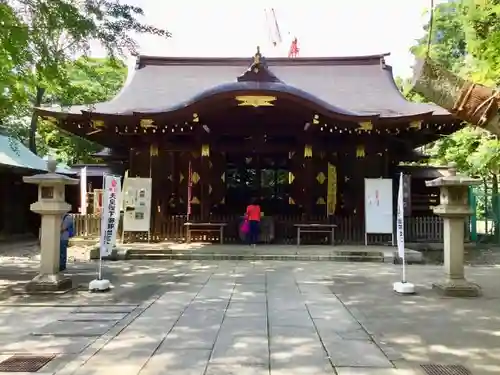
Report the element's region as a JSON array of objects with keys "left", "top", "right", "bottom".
[{"left": 37, "top": 50, "right": 460, "bottom": 243}]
